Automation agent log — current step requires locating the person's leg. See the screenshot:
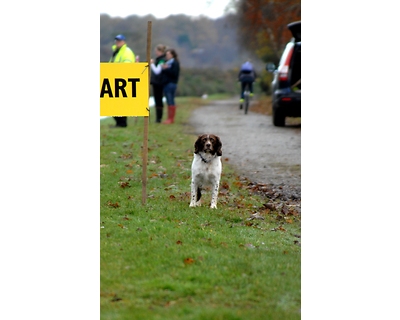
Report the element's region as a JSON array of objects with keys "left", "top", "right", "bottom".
[
  {"left": 153, "top": 84, "right": 164, "bottom": 107},
  {"left": 240, "top": 82, "right": 246, "bottom": 99},
  {"left": 248, "top": 81, "right": 254, "bottom": 97},
  {"left": 113, "top": 116, "right": 127, "bottom": 127},
  {"left": 163, "top": 83, "right": 177, "bottom": 124},
  {"left": 169, "top": 83, "right": 177, "bottom": 106},
  {"left": 163, "top": 83, "right": 173, "bottom": 106},
  {"left": 118, "top": 117, "right": 127, "bottom": 127},
  {"left": 153, "top": 84, "right": 164, "bottom": 123}
]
